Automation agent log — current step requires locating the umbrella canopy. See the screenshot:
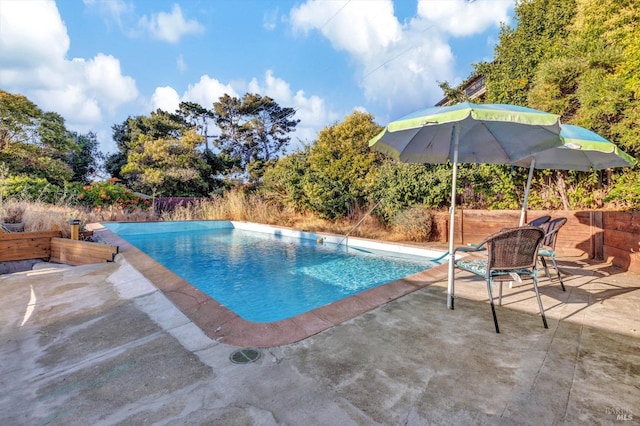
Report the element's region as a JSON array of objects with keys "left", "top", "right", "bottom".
[
  {"left": 514, "top": 124, "right": 636, "bottom": 225},
  {"left": 369, "top": 102, "right": 563, "bottom": 310}
]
